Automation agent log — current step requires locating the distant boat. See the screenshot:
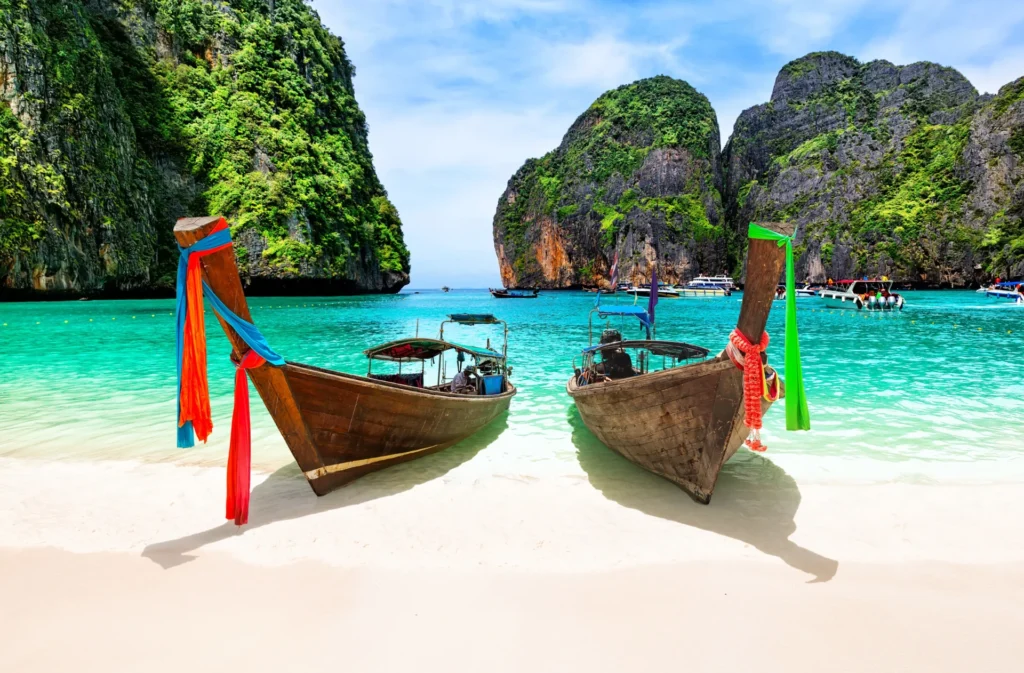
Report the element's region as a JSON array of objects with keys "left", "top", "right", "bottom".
[
  {"left": 441, "top": 286, "right": 450, "bottom": 293},
  {"left": 982, "top": 280, "right": 1024, "bottom": 301},
  {"left": 689, "top": 274, "right": 736, "bottom": 291},
  {"left": 679, "top": 278, "right": 731, "bottom": 297},
  {"left": 490, "top": 288, "right": 539, "bottom": 298},
  {"left": 819, "top": 279, "right": 905, "bottom": 310},
  {"left": 626, "top": 283, "right": 679, "bottom": 298},
  {"left": 774, "top": 283, "right": 818, "bottom": 300}
]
